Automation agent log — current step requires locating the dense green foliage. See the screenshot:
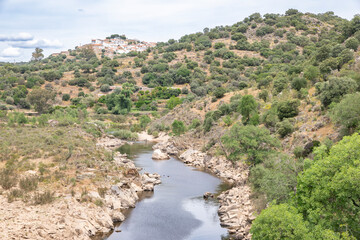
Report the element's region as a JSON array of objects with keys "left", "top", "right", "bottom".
[
  {"left": 251, "top": 204, "right": 312, "bottom": 240},
  {"left": 238, "top": 95, "right": 258, "bottom": 125},
  {"left": 252, "top": 133, "right": 360, "bottom": 239},
  {"left": 331, "top": 93, "right": 360, "bottom": 133},
  {"left": 172, "top": 120, "right": 186, "bottom": 136},
  {"left": 221, "top": 124, "right": 279, "bottom": 164}
]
